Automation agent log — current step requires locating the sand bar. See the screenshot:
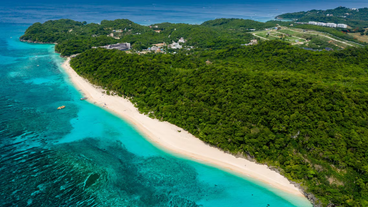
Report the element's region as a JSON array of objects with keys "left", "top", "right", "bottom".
[{"left": 61, "top": 58, "right": 307, "bottom": 199}]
